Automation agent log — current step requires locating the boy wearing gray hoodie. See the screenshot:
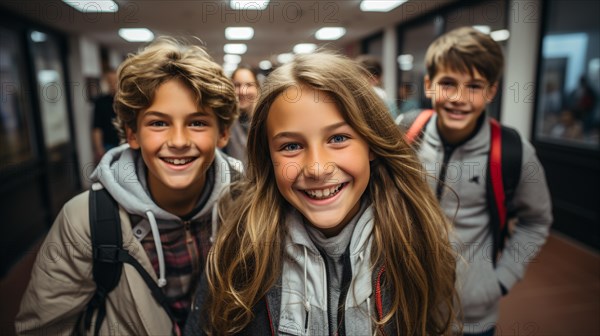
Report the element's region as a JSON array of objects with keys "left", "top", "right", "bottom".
[
  {"left": 16, "top": 37, "right": 240, "bottom": 335},
  {"left": 398, "top": 27, "right": 553, "bottom": 335}
]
